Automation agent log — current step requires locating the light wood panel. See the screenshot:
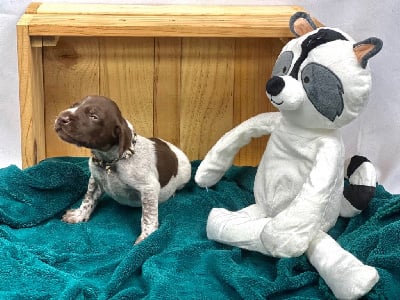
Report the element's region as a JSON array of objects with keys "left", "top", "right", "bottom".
[
  {"left": 27, "top": 14, "right": 298, "bottom": 38},
  {"left": 17, "top": 3, "right": 310, "bottom": 167},
  {"left": 17, "top": 14, "right": 46, "bottom": 166},
  {"left": 180, "top": 38, "right": 235, "bottom": 160},
  {"left": 234, "top": 38, "right": 282, "bottom": 166},
  {"left": 35, "top": 3, "right": 303, "bottom": 17},
  {"left": 153, "top": 37, "right": 182, "bottom": 145},
  {"left": 43, "top": 37, "right": 99, "bottom": 158},
  {"left": 99, "top": 37, "right": 154, "bottom": 137},
  {"left": 24, "top": 4, "right": 303, "bottom": 38}
]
